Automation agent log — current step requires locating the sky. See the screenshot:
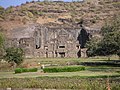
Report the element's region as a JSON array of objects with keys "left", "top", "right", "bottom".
[
  {"left": 0, "top": 0, "right": 83, "bottom": 8},
  {"left": 0, "top": 0, "right": 38, "bottom": 8}
]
